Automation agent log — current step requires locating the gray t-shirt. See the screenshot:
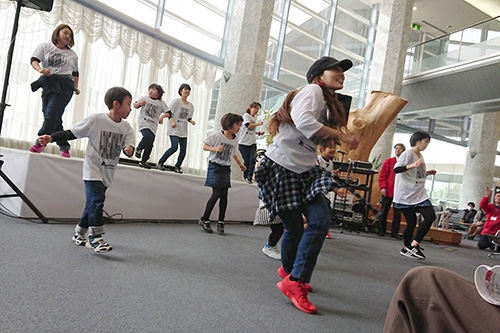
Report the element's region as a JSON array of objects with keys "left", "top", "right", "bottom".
[
  {"left": 71, "top": 113, "right": 135, "bottom": 187},
  {"left": 393, "top": 149, "right": 429, "bottom": 205},
  {"left": 238, "top": 113, "right": 257, "bottom": 146},
  {"left": 137, "top": 96, "right": 169, "bottom": 134},
  {"left": 167, "top": 98, "right": 194, "bottom": 138},
  {"left": 32, "top": 42, "right": 79, "bottom": 76},
  {"left": 204, "top": 130, "right": 238, "bottom": 166}
]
